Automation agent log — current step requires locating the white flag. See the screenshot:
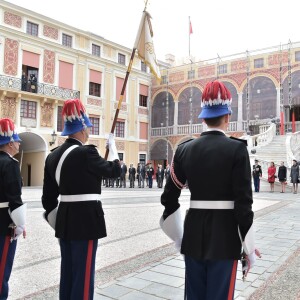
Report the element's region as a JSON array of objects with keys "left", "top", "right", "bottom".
[{"left": 134, "top": 11, "right": 161, "bottom": 81}]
